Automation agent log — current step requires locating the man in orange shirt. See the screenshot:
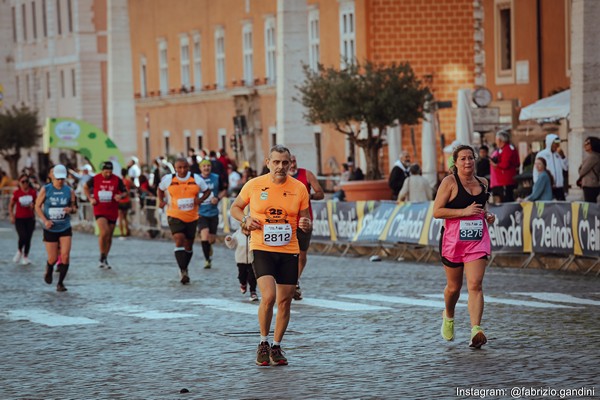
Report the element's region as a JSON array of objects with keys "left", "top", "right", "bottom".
[
  {"left": 158, "top": 158, "right": 210, "bottom": 284},
  {"left": 230, "top": 145, "right": 311, "bottom": 366}
]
